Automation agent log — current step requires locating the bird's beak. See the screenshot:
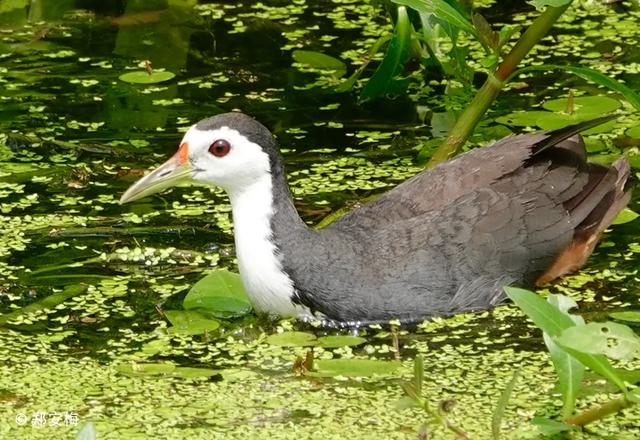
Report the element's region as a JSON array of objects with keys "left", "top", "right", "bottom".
[{"left": 119, "top": 143, "right": 192, "bottom": 204}]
